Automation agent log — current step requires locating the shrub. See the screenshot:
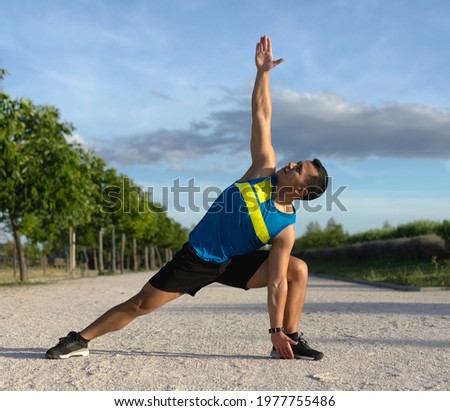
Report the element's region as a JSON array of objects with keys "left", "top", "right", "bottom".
[
  {"left": 296, "top": 235, "right": 446, "bottom": 262},
  {"left": 393, "top": 220, "right": 441, "bottom": 238}
]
